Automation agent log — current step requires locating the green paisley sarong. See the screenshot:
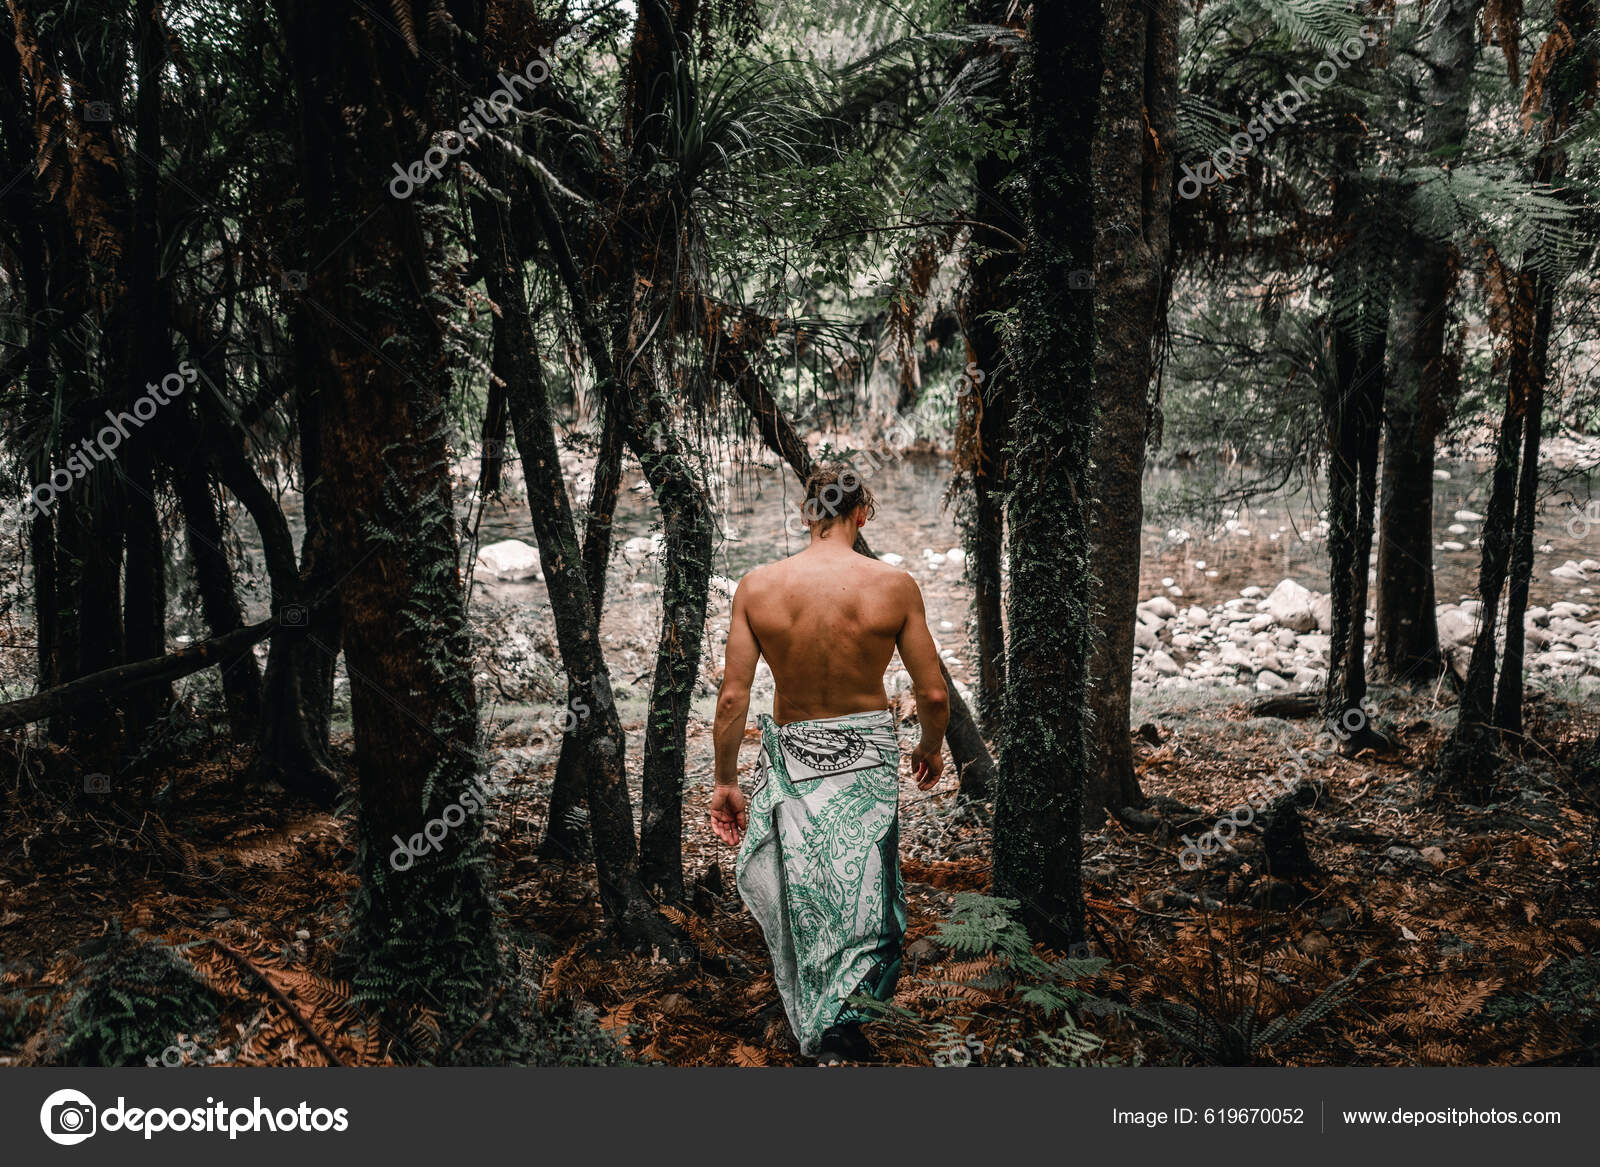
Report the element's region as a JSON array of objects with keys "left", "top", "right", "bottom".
[{"left": 735, "top": 708, "right": 905, "bottom": 1055}]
